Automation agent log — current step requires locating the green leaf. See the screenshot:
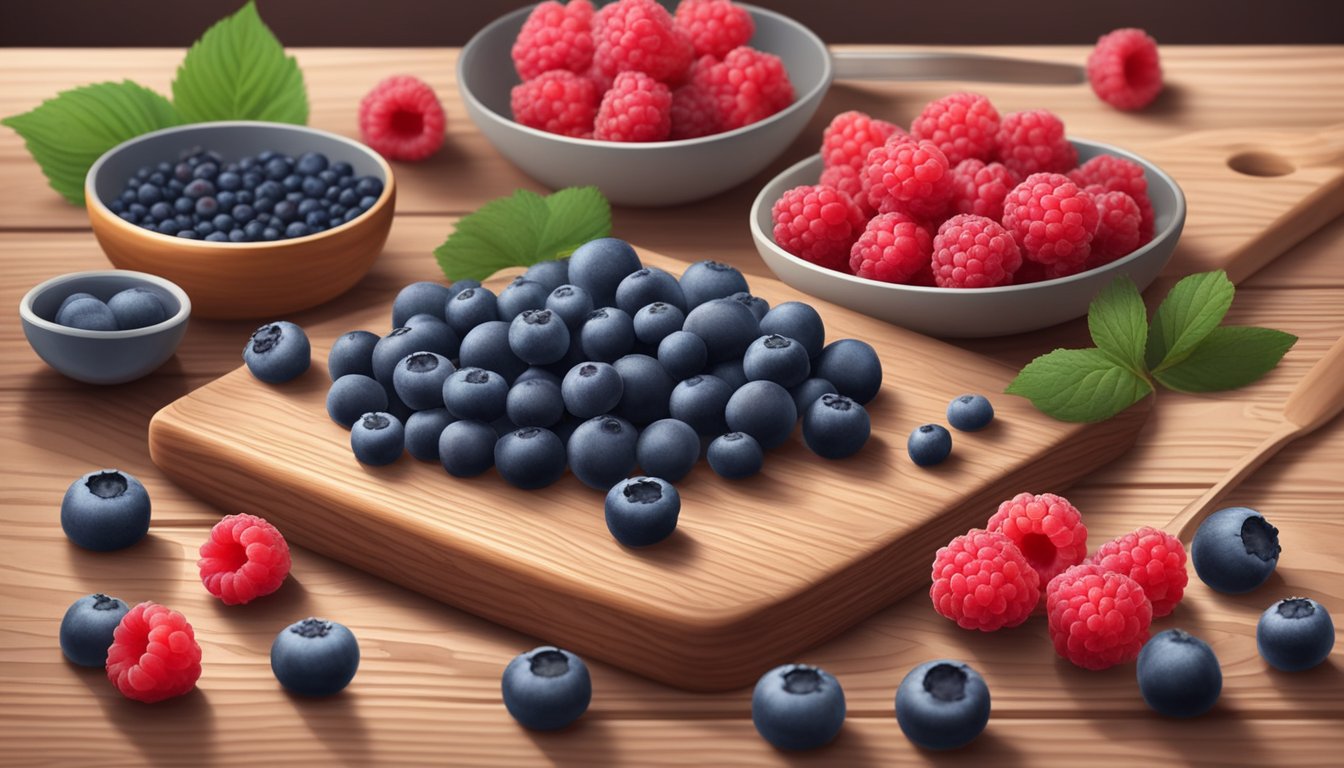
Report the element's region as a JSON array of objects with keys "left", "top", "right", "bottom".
[
  {"left": 539, "top": 187, "right": 613, "bottom": 260},
  {"left": 1, "top": 81, "right": 181, "bottom": 205},
  {"left": 1088, "top": 274, "right": 1148, "bottom": 376},
  {"left": 1145, "top": 270, "right": 1235, "bottom": 372},
  {"left": 1006, "top": 348, "right": 1154, "bottom": 423},
  {"left": 171, "top": 0, "right": 308, "bottom": 124},
  {"left": 1154, "top": 326, "right": 1297, "bottom": 393}
]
